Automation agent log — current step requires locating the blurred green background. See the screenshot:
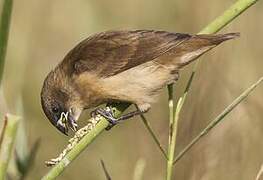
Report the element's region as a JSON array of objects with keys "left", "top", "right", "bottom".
[{"left": 1, "top": 0, "right": 263, "bottom": 179}]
